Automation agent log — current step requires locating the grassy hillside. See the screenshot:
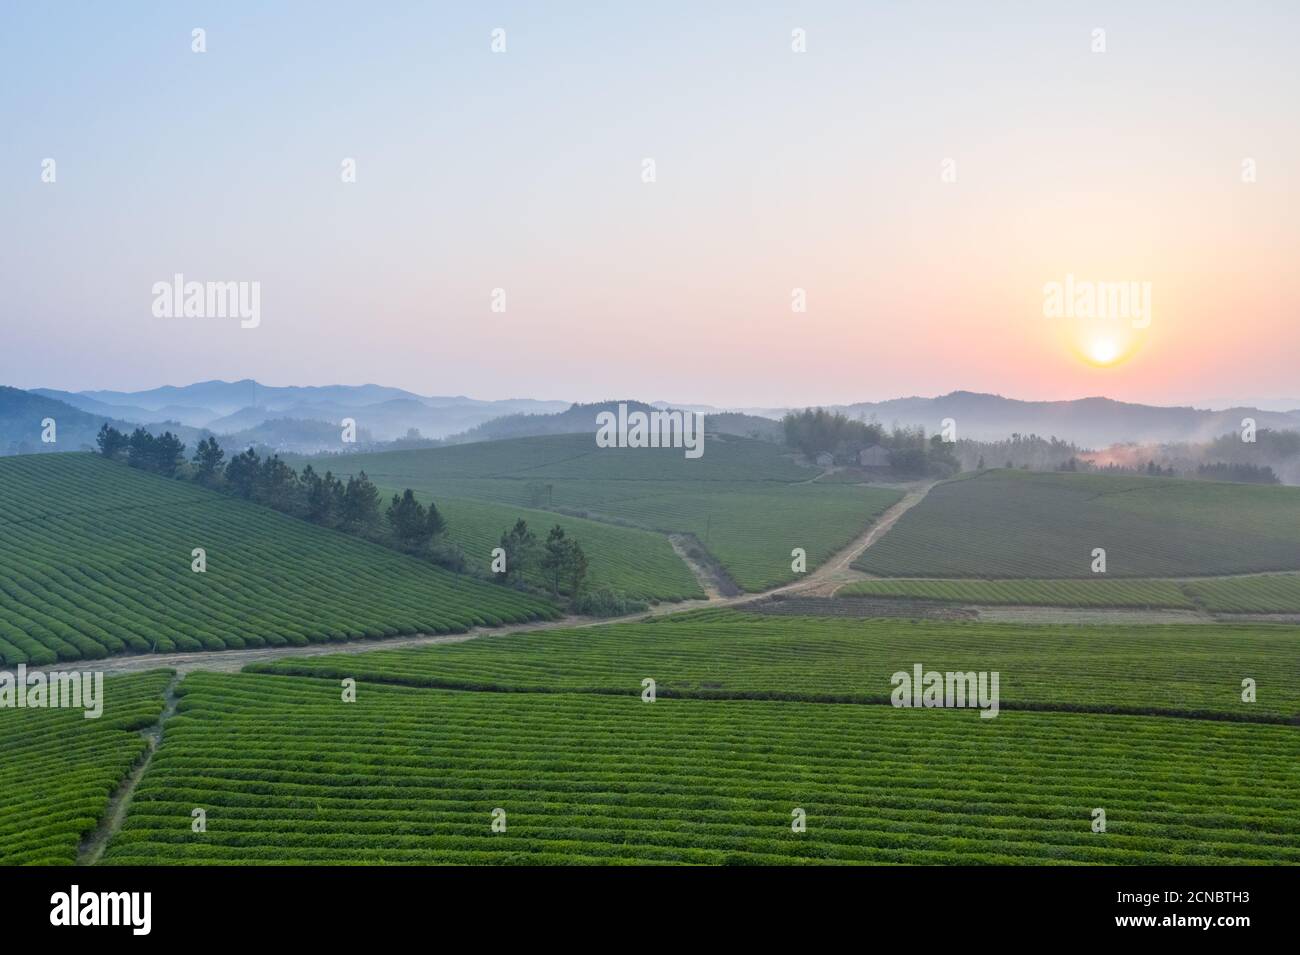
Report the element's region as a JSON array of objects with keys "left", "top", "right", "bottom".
[
  {"left": 0, "top": 671, "right": 171, "bottom": 864},
  {"left": 854, "top": 470, "right": 1300, "bottom": 578},
  {"left": 423, "top": 495, "right": 704, "bottom": 602},
  {"left": 0, "top": 454, "right": 556, "bottom": 664},
  {"left": 837, "top": 578, "right": 1196, "bottom": 609},
  {"left": 251, "top": 610, "right": 1300, "bottom": 721},
  {"left": 103, "top": 672, "right": 1300, "bottom": 865},
  {"left": 301, "top": 434, "right": 901, "bottom": 590},
  {"left": 303, "top": 432, "right": 811, "bottom": 484}
]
